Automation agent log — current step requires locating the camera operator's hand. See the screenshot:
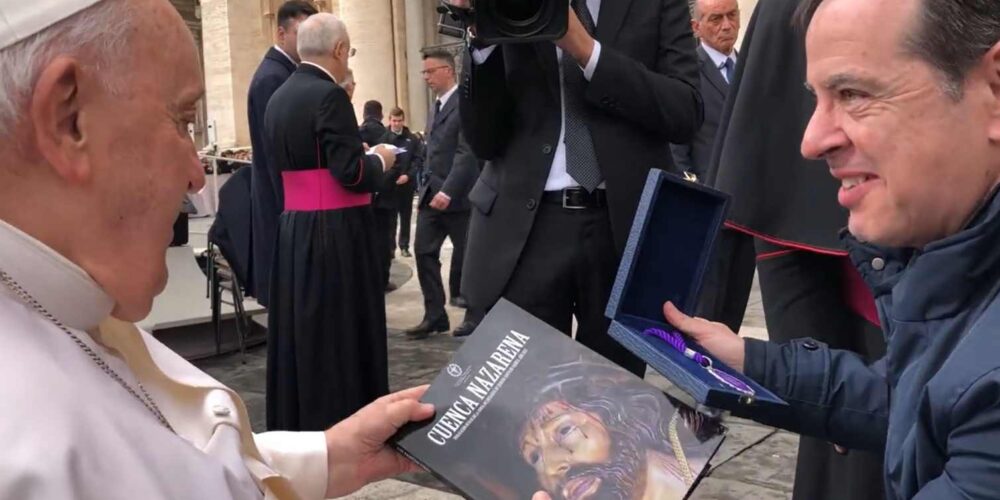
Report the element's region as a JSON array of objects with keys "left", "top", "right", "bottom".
[
  {"left": 371, "top": 144, "right": 397, "bottom": 171},
  {"left": 556, "top": 6, "right": 597, "bottom": 68}
]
